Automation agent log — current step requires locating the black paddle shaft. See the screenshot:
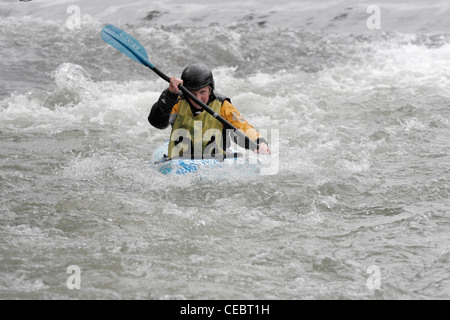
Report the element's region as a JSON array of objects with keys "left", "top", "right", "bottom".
[{"left": 151, "top": 66, "right": 259, "bottom": 150}]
